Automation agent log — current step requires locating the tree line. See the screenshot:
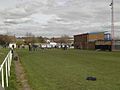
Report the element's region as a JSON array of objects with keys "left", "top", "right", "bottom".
[
  {"left": 0, "top": 35, "right": 16, "bottom": 46},
  {"left": 0, "top": 33, "right": 73, "bottom": 47}
]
